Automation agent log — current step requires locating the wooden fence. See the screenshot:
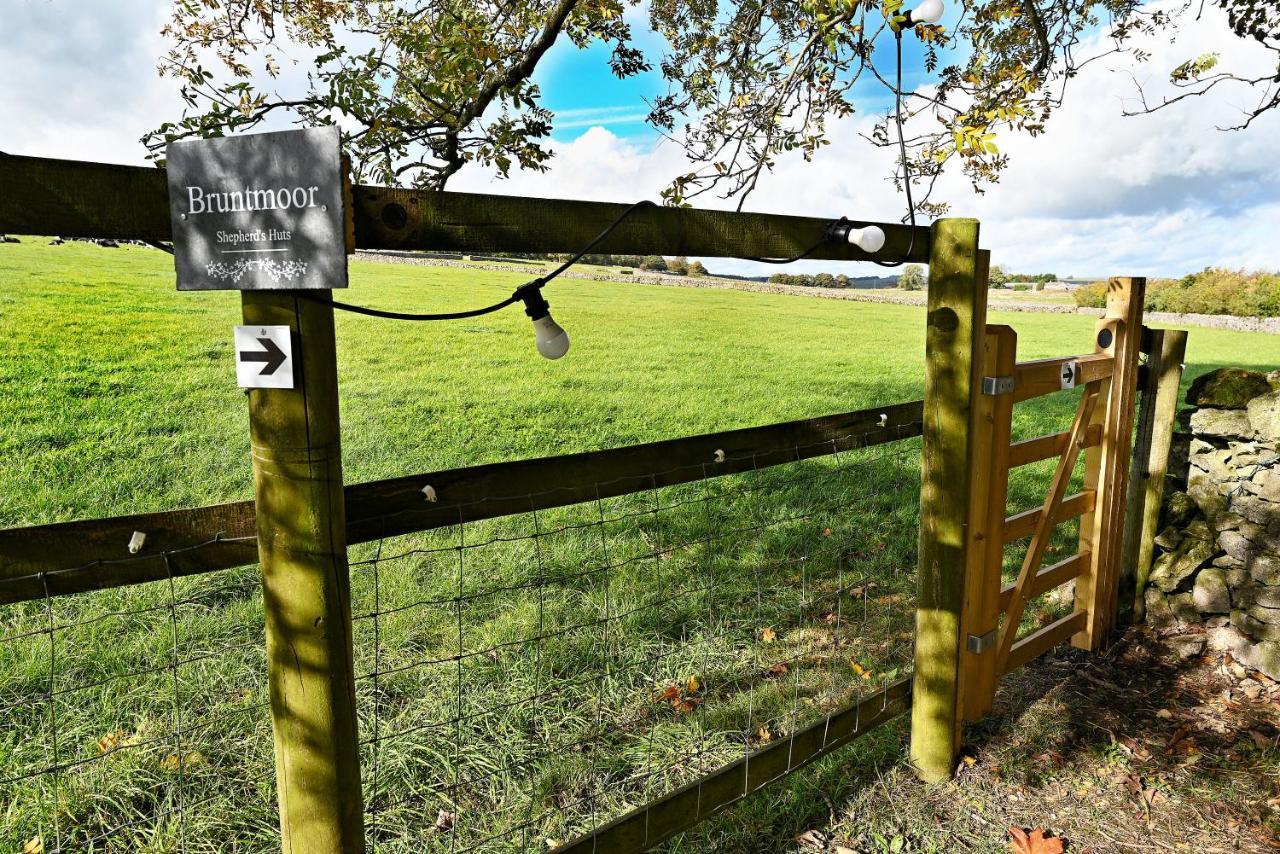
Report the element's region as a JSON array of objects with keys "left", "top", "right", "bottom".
[{"left": 0, "top": 150, "right": 1185, "bottom": 852}]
